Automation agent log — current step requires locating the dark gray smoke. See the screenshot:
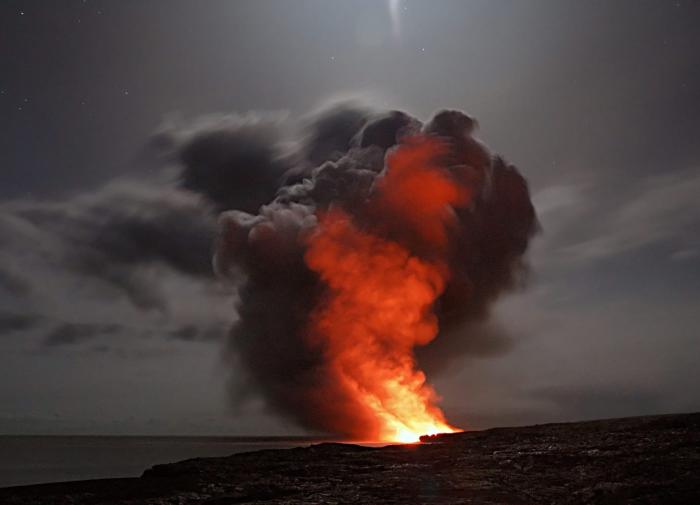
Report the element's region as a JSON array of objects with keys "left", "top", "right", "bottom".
[
  {"left": 155, "top": 114, "right": 291, "bottom": 214},
  {"left": 211, "top": 104, "right": 538, "bottom": 436}
]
